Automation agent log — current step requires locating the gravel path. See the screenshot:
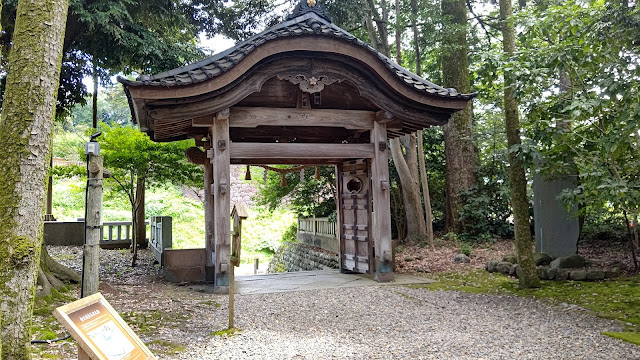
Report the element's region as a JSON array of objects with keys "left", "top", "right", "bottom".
[
  {"left": 46, "top": 247, "right": 640, "bottom": 360},
  {"left": 167, "top": 287, "right": 639, "bottom": 360}
]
